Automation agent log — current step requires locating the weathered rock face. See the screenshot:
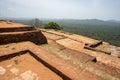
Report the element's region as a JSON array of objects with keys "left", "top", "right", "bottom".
[{"left": 0, "top": 20, "right": 47, "bottom": 45}]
